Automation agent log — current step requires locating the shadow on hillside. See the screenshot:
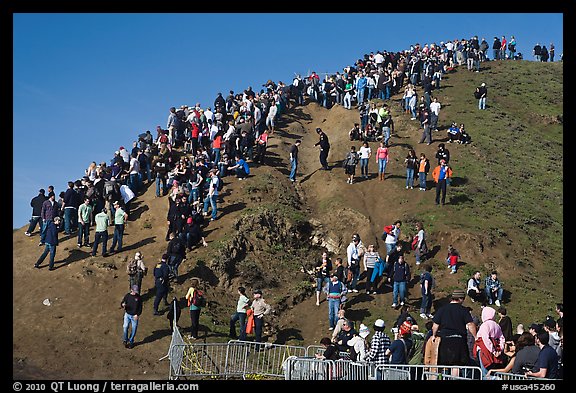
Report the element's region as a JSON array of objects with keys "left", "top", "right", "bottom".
[
  {"left": 122, "top": 236, "right": 157, "bottom": 252},
  {"left": 277, "top": 129, "right": 304, "bottom": 140},
  {"left": 287, "top": 107, "right": 313, "bottom": 123},
  {"left": 449, "top": 176, "right": 468, "bottom": 187},
  {"left": 129, "top": 202, "right": 149, "bottom": 221},
  {"left": 427, "top": 245, "right": 442, "bottom": 260},
  {"left": 342, "top": 307, "right": 371, "bottom": 323},
  {"left": 179, "top": 260, "right": 220, "bottom": 287},
  {"left": 51, "top": 248, "right": 92, "bottom": 268},
  {"left": 138, "top": 328, "right": 172, "bottom": 347},
  {"left": 275, "top": 328, "right": 304, "bottom": 344},
  {"left": 220, "top": 201, "right": 247, "bottom": 216},
  {"left": 299, "top": 169, "right": 319, "bottom": 184},
  {"left": 448, "top": 194, "right": 473, "bottom": 206}
]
